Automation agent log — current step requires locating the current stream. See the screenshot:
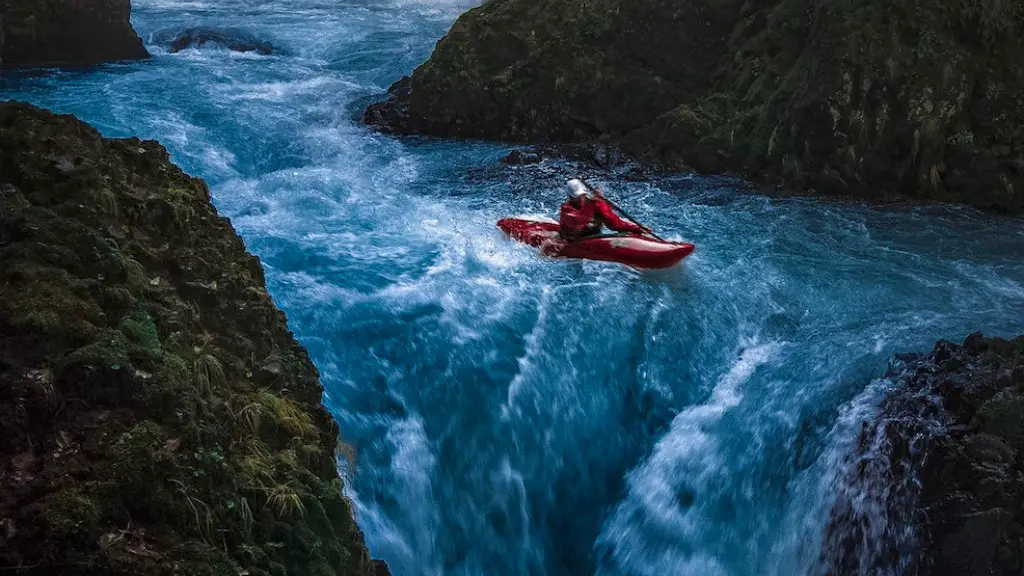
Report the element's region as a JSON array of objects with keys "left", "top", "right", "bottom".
[{"left": 4, "top": 0, "right": 1024, "bottom": 574}]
